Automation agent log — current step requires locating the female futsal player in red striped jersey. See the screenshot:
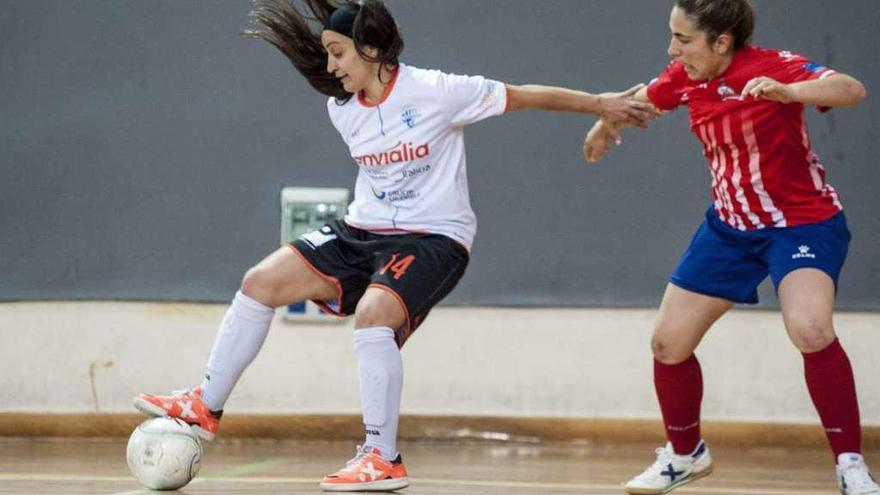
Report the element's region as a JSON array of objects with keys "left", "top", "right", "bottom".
[
  {"left": 134, "top": 0, "right": 657, "bottom": 492},
  {"left": 584, "top": 1, "right": 875, "bottom": 494}
]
